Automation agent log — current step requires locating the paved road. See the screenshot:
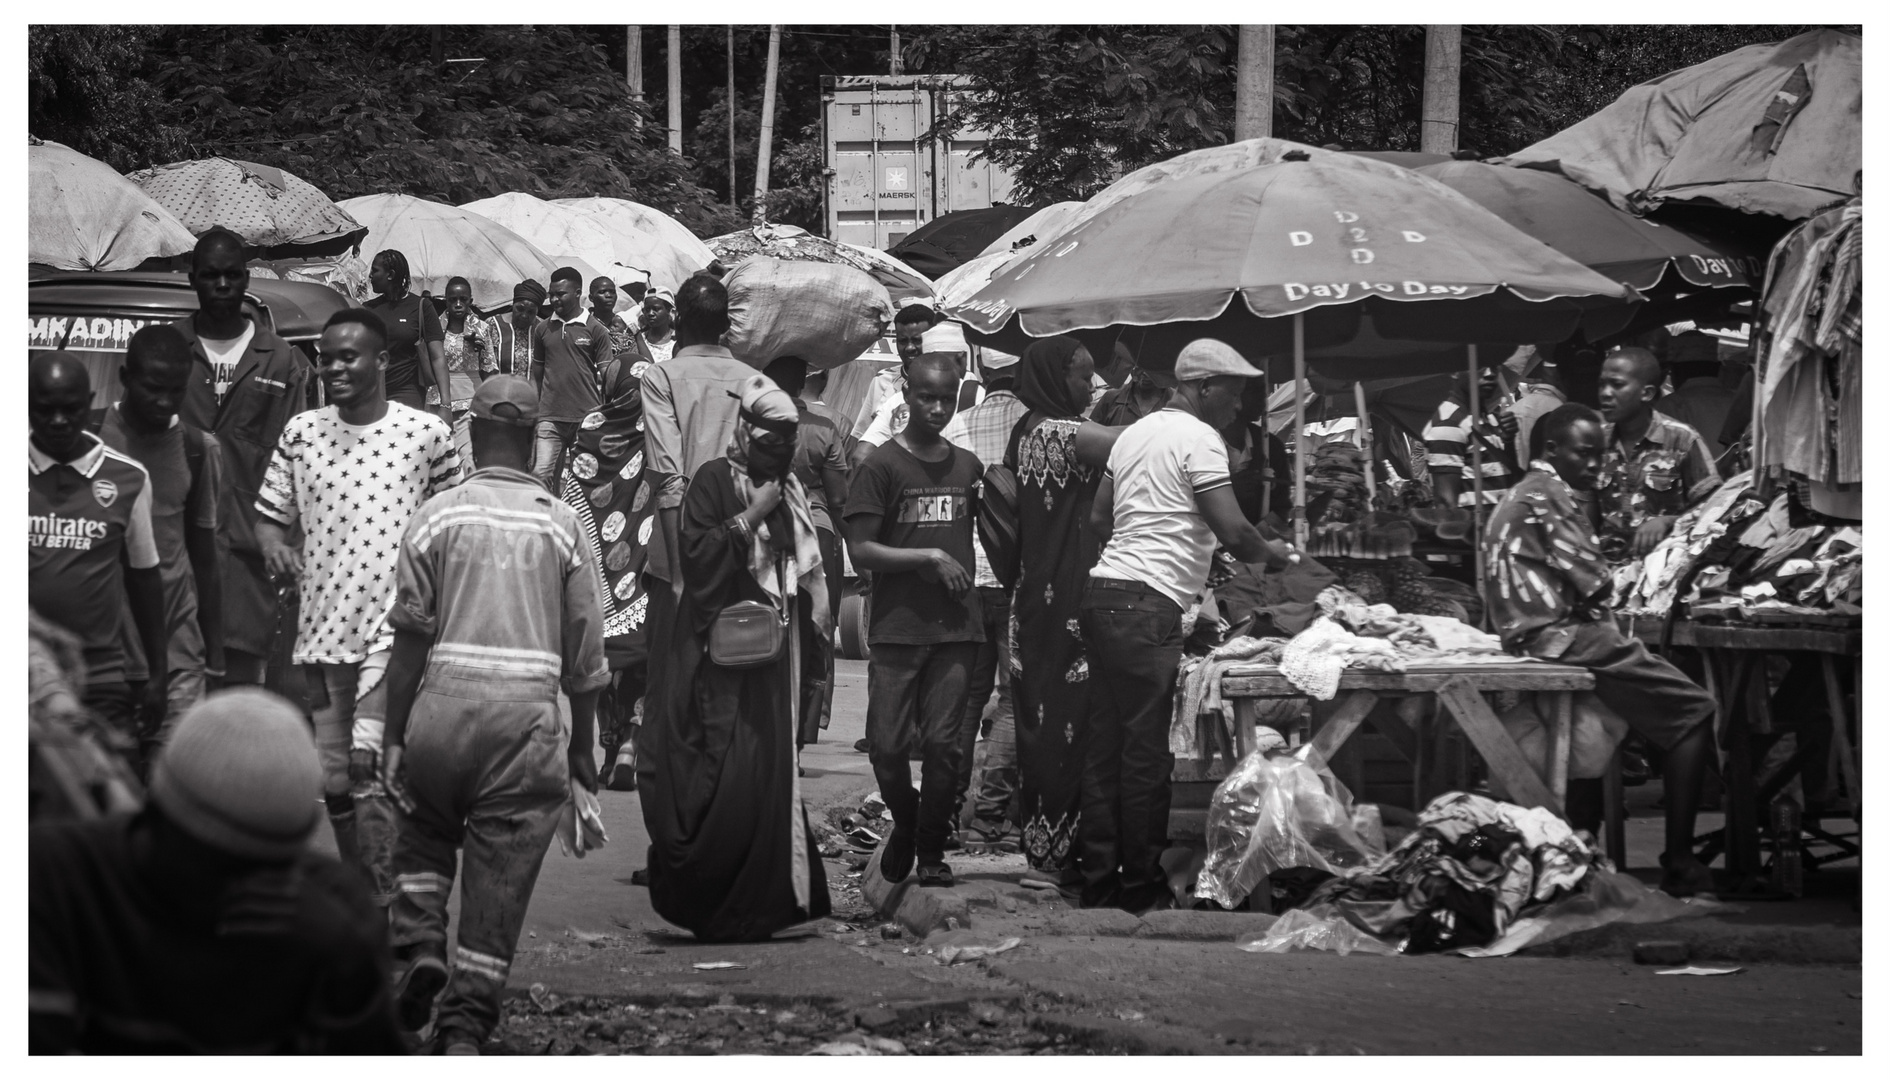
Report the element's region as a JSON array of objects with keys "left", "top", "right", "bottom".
[{"left": 320, "top": 659, "right": 1862, "bottom": 1054}]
